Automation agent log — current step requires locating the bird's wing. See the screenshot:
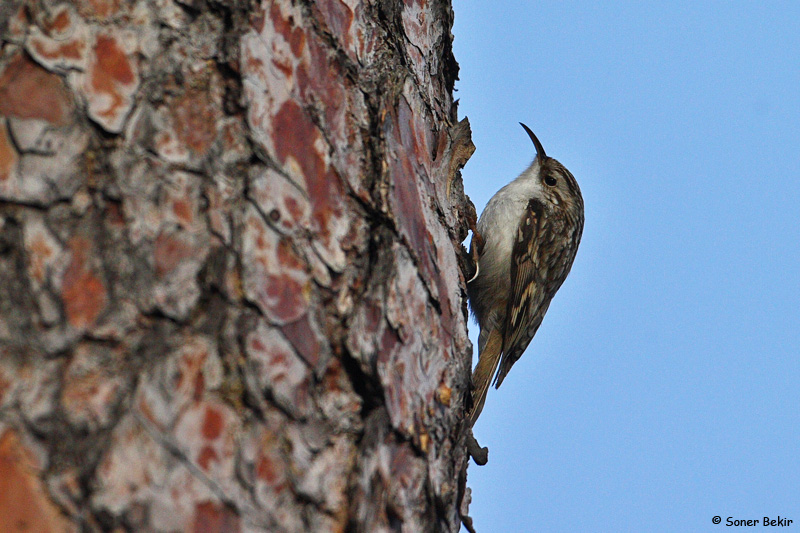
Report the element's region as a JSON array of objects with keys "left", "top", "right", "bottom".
[{"left": 494, "top": 198, "right": 550, "bottom": 388}]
